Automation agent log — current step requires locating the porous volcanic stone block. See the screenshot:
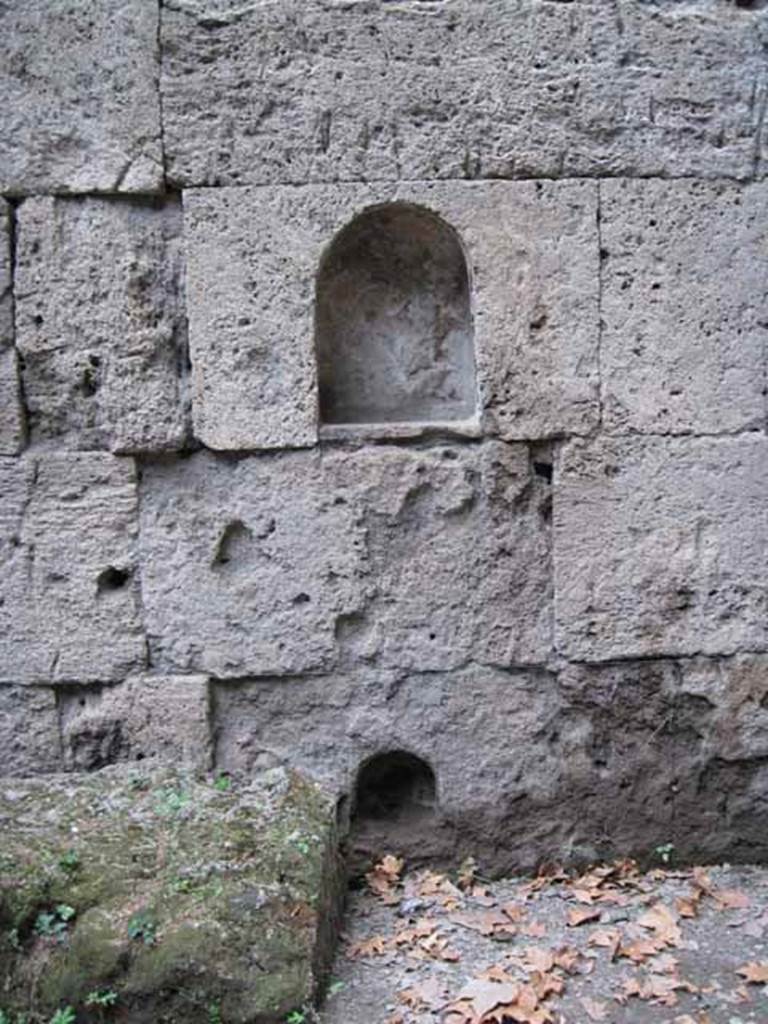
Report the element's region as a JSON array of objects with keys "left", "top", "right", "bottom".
[
  {"left": 139, "top": 441, "right": 551, "bottom": 678},
  {"left": 559, "top": 654, "right": 768, "bottom": 864},
  {"left": 601, "top": 180, "right": 768, "bottom": 436},
  {"left": 15, "top": 197, "right": 189, "bottom": 453},
  {"left": 0, "top": 0, "right": 163, "bottom": 194},
  {"left": 0, "top": 201, "right": 25, "bottom": 455},
  {"left": 0, "top": 766, "right": 343, "bottom": 1023},
  {"left": 59, "top": 675, "right": 212, "bottom": 772},
  {"left": 213, "top": 666, "right": 562, "bottom": 869},
  {"left": 183, "top": 180, "right": 598, "bottom": 448},
  {"left": 162, "top": 0, "right": 765, "bottom": 187},
  {"left": 0, "top": 454, "right": 145, "bottom": 684},
  {"left": 0, "top": 686, "right": 62, "bottom": 776},
  {"left": 554, "top": 435, "right": 768, "bottom": 661}
]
